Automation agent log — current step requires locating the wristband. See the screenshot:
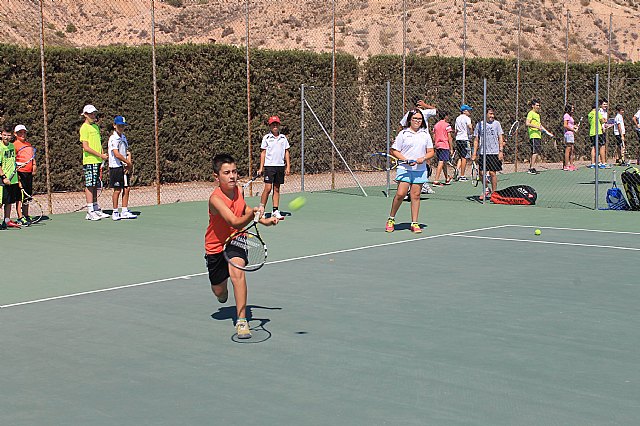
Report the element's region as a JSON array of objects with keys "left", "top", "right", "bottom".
[{"left": 0, "top": 174, "right": 6, "bottom": 180}]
